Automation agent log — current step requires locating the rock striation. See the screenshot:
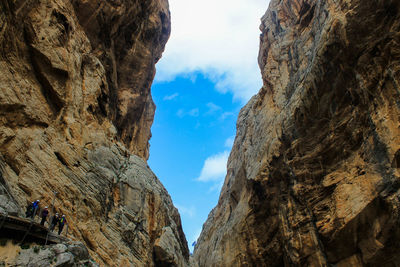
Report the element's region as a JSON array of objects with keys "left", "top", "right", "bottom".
[
  {"left": 0, "top": 0, "right": 189, "bottom": 266},
  {"left": 194, "top": 0, "right": 400, "bottom": 266}
]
